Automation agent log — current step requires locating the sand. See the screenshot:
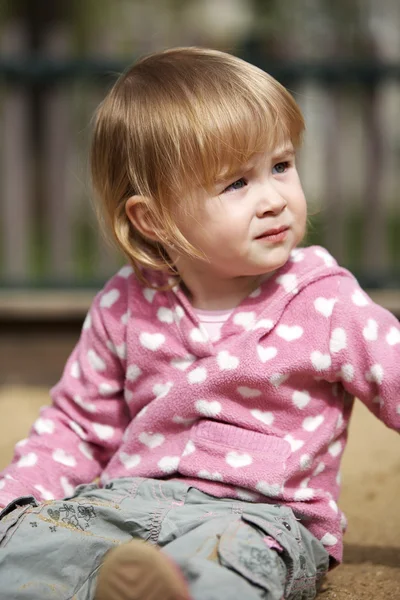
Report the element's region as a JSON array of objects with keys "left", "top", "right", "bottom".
[{"left": 0, "top": 385, "right": 399, "bottom": 598}]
